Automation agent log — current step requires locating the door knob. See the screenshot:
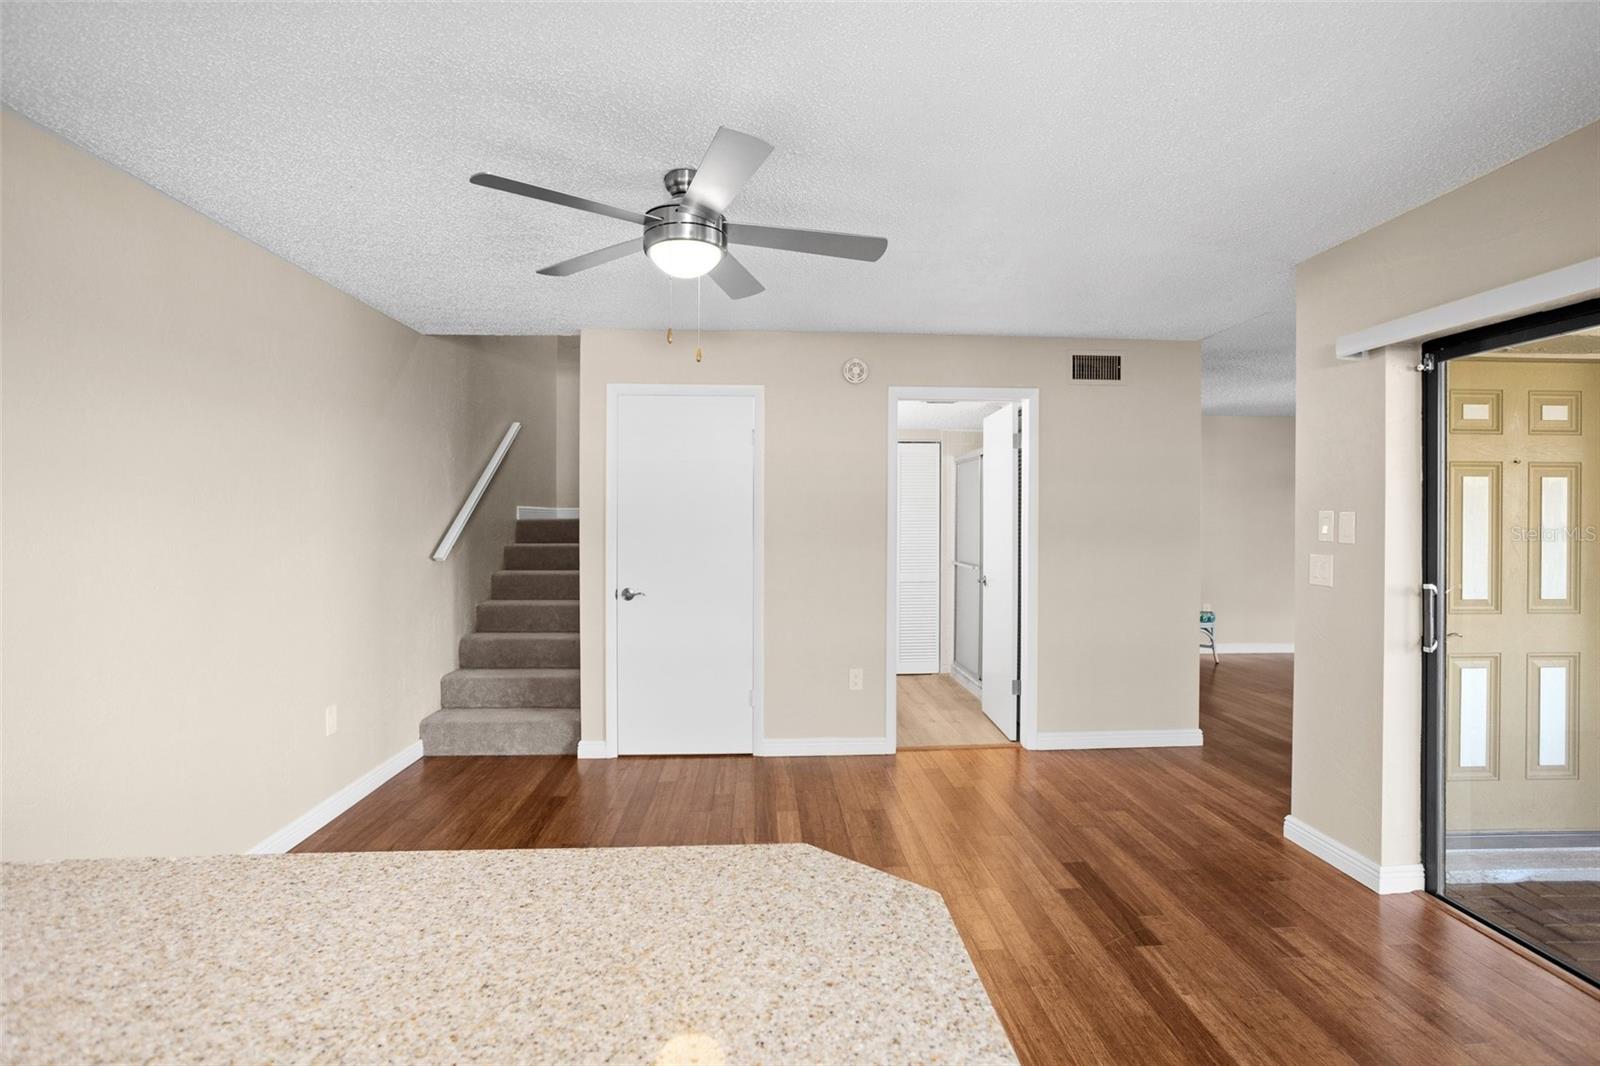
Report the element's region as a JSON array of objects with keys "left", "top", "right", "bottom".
[
  {"left": 619, "top": 587, "right": 645, "bottom": 601},
  {"left": 979, "top": 574, "right": 988, "bottom": 586}
]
